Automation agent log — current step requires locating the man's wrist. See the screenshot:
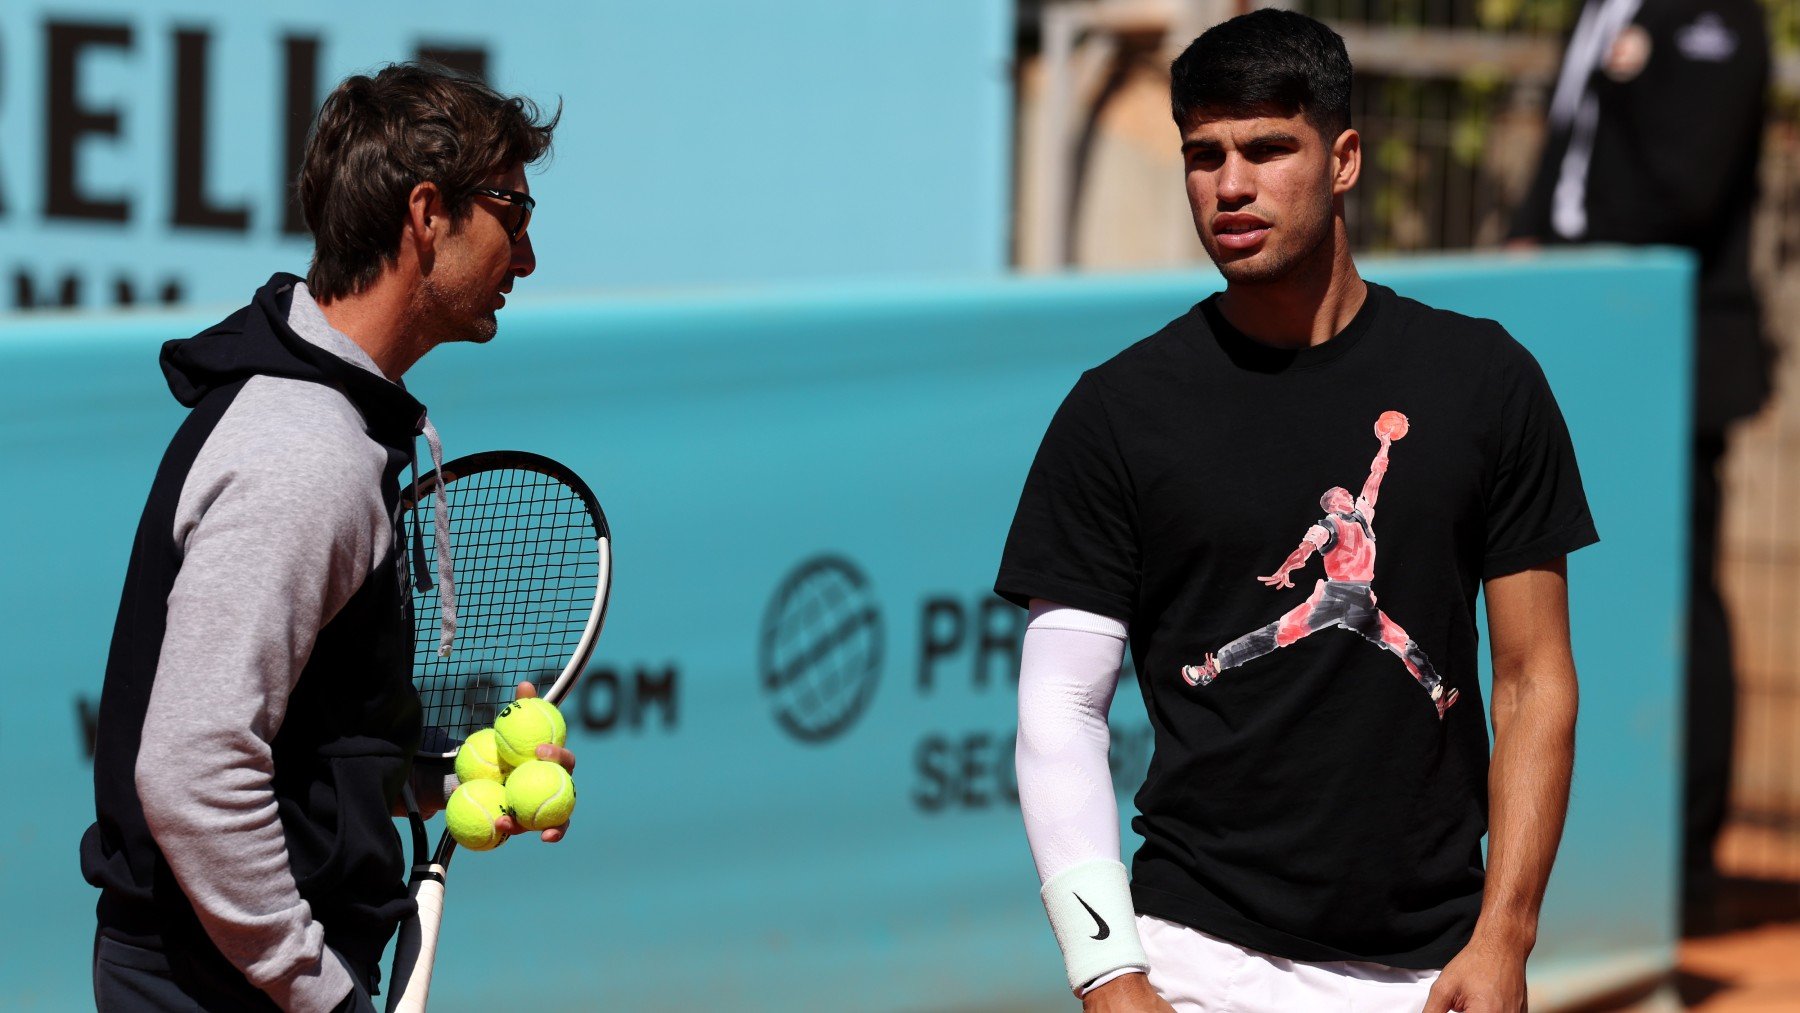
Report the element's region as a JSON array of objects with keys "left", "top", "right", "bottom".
[
  {"left": 1469, "top": 910, "right": 1538, "bottom": 956},
  {"left": 1082, "top": 972, "right": 1158, "bottom": 1010},
  {"left": 1079, "top": 965, "right": 1149, "bottom": 998},
  {"left": 1041, "top": 859, "right": 1149, "bottom": 993}
]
